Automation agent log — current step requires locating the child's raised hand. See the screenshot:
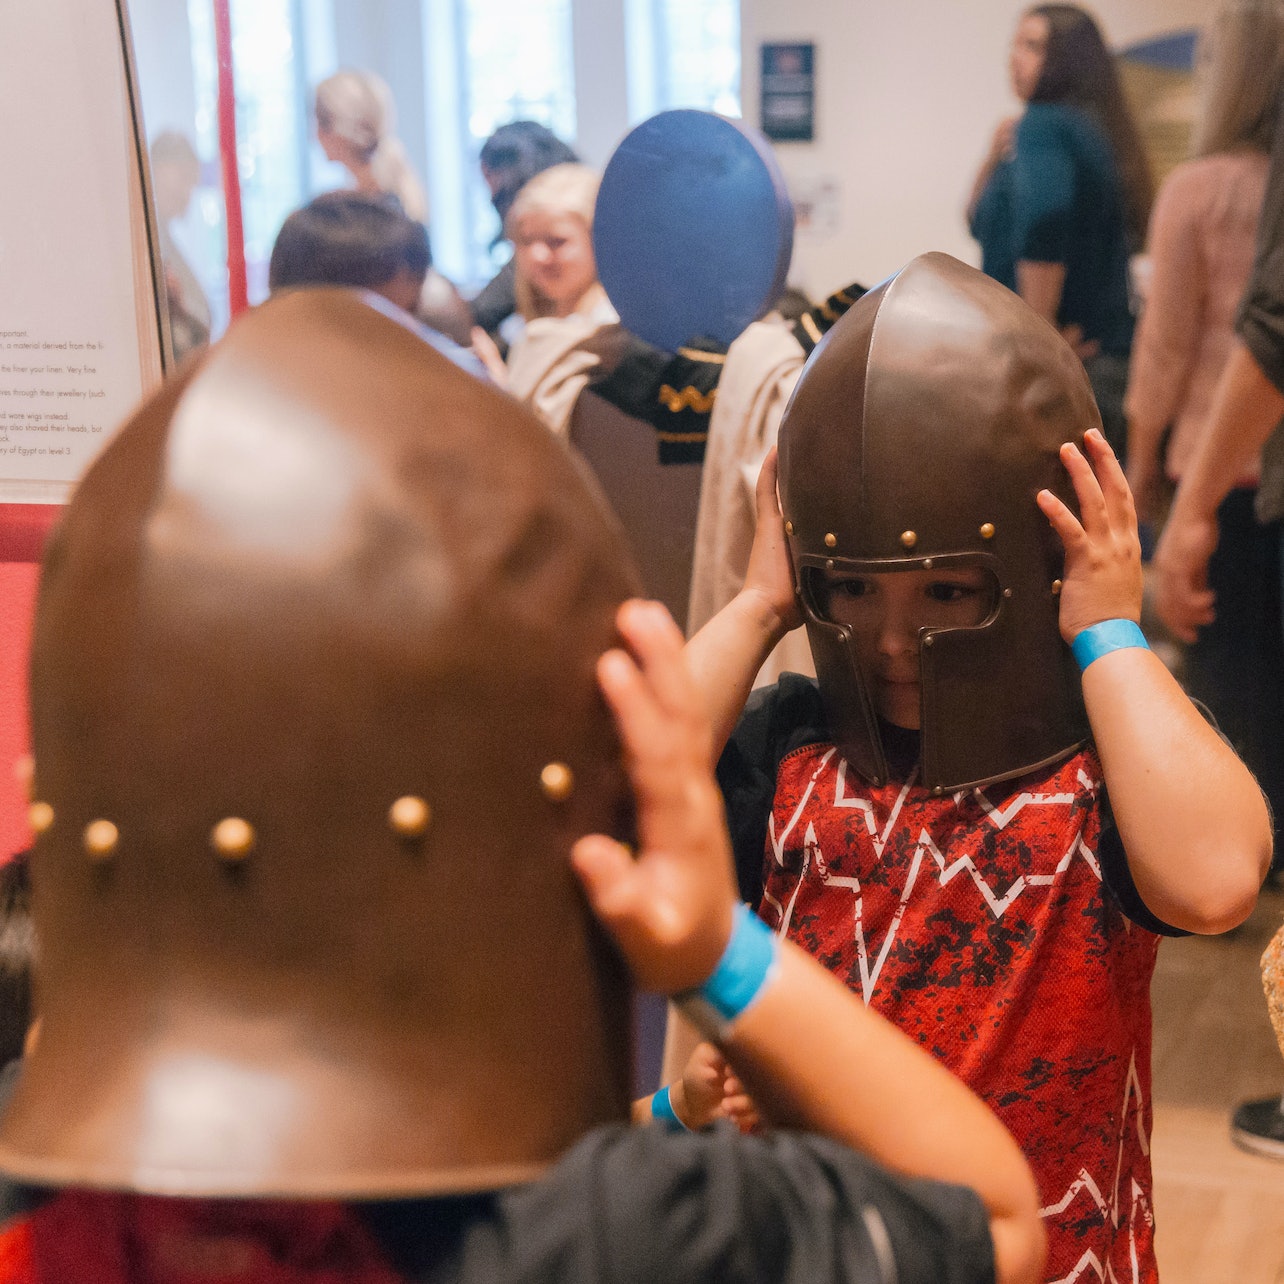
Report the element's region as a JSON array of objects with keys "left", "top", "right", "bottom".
[
  {"left": 571, "top": 600, "right": 739, "bottom": 996},
  {"left": 743, "top": 448, "right": 803, "bottom": 637},
  {"left": 1036, "top": 428, "right": 1143, "bottom": 645}
]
